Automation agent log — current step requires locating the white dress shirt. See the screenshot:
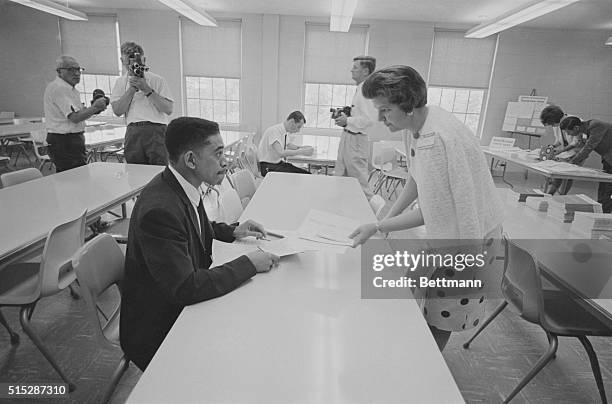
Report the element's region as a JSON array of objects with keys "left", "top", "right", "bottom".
[
  {"left": 111, "top": 71, "right": 174, "bottom": 125},
  {"left": 345, "top": 82, "right": 378, "bottom": 134},
  {"left": 43, "top": 77, "right": 86, "bottom": 134}
]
